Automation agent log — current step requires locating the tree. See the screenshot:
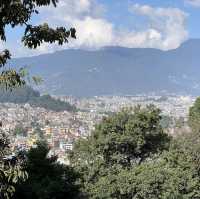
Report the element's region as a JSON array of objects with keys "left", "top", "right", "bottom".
[
  {"left": 0, "top": 0, "right": 76, "bottom": 89},
  {"left": 160, "top": 115, "right": 173, "bottom": 129},
  {"left": 175, "top": 117, "right": 185, "bottom": 129},
  {"left": 33, "top": 126, "right": 44, "bottom": 139},
  {"left": 71, "top": 114, "right": 200, "bottom": 199},
  {"left": 13, "top": 124, "right": 27, "bottom": 137},
  {"left": 0, "top": 130, "right": 27, "bottom": 199},
  {"left": 0, "top": 86, "right": 40, "bottom": 104},
  {"left": 111, "top": 133, "right": 200, "bottom": 199},
  {"left": 13, "top": 141, "right": 81, "bottom": 199},
  {"left": 0, "top": 2, "right": 76, "bottom": 197},
  {"left": 70, "top": 105, "right": 171, "bottom": 198},
  {"left": 189, "top": 97, "right": 200, "bottom": 132},
  {"left": 0, "top": 85, "right": 77, "bottom": 112},
  {"left": 94, "top": 130, "right": 200, "bottom": 199}
]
